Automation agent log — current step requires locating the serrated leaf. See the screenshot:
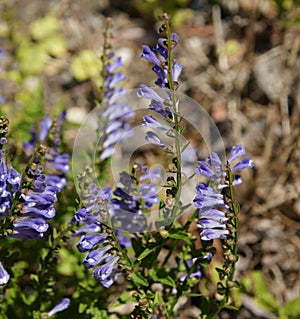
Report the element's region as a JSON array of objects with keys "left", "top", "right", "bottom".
[
  {"left": 137, "top": 248, "right": 153, "bottom": 261},
  {"left": 131, "top": 272, "right": 148, "bottom": 287}
]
